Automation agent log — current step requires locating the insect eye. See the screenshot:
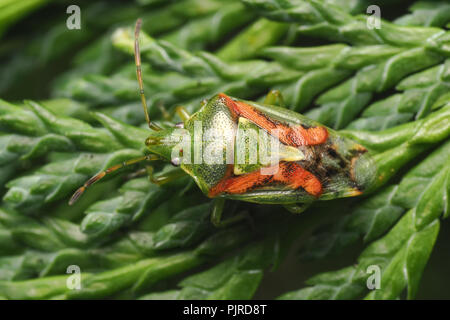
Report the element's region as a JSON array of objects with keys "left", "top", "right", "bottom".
[
  {"left": 175, "top": 122, "right": 184, "bottom": 128},
  {"left": 171, "top": 157, "right": 181, "bottom": 167}
]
